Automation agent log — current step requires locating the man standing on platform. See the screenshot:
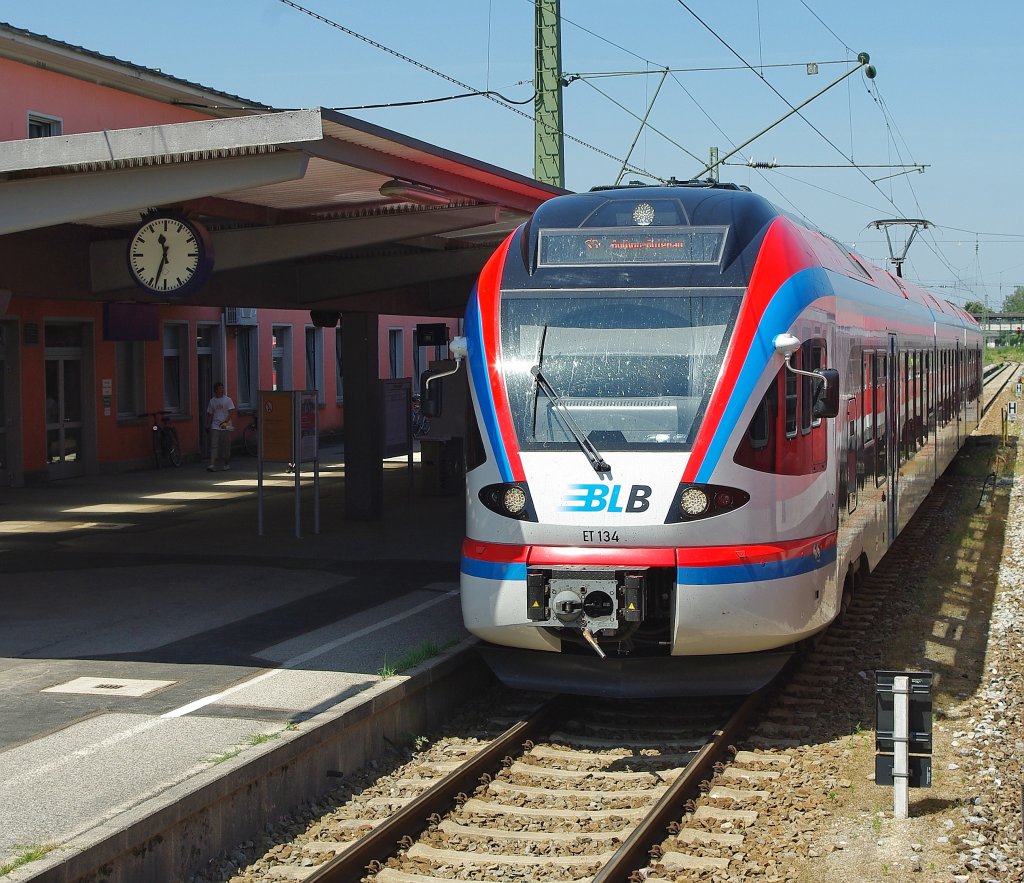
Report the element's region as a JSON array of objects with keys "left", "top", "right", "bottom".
[{"left": 206, "top": 382, "right": 236, "bottom": 472}]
